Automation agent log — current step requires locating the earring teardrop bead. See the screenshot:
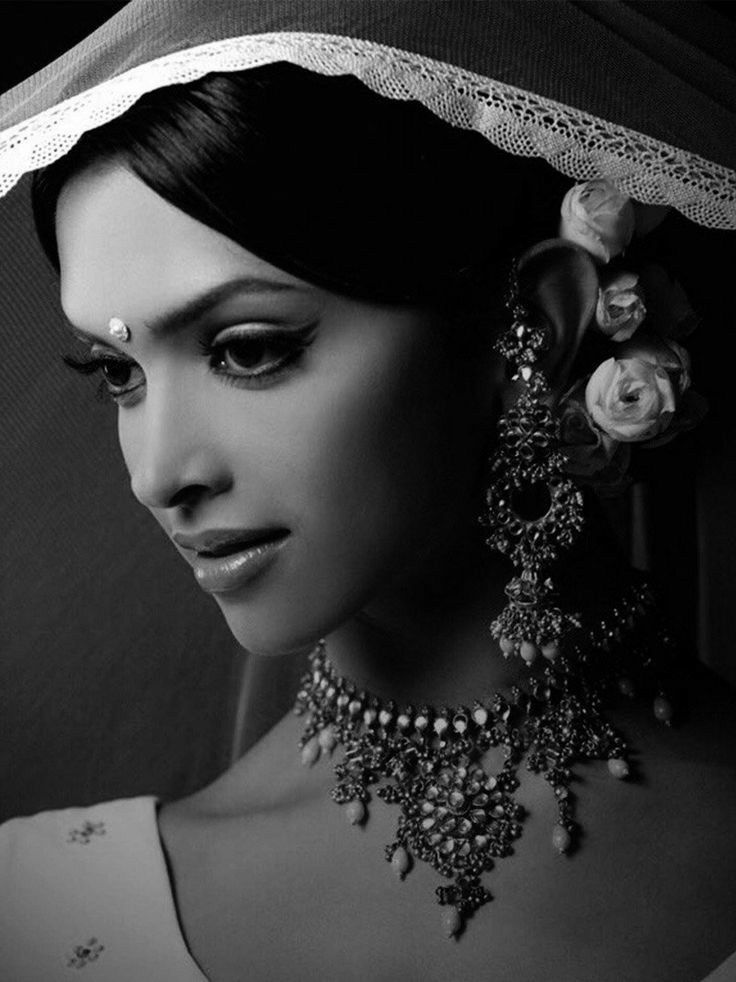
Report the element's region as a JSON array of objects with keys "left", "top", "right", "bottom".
[
  {"left": 452, "top": 712, "right": 469, "bottom": 734},
  {"left": 552, "top": 824, "right": 572, "bottom": 853},
  {"left": 301, "top": 737, "right": 321, "bottom": 767},
  {"left": 520, "top": 641, "right": 538, "bottom": 664},
  {"left": 442, "top": 906, "right": 463, "bottom": 938},
  {"left": 653, "top": 695, "right": 674, "bottom": 724},
  {"left": 317, "top": 726, "right": 337, "bottom": 753},
  {"left": 618, "top": 677, "right": 635, "bottom": 697},
  {"left": 390, "top": 846, "right": 411, "bottom": 878},
  {"left": 472, "top": 704, "right": 488, "bottom": 726},
  {"left": 345, "top": 800, "right": 366, "bottom": 826},
  {"left": 607, "top": 757, "right": 629, "bottom": 779}
]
